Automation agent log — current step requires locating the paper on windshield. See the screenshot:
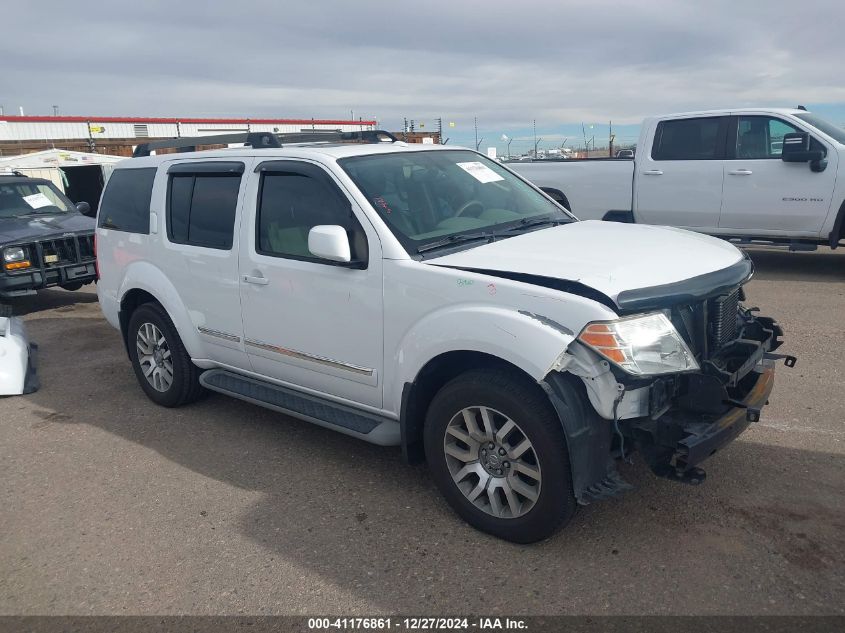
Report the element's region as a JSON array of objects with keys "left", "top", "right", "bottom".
[
  {"left": 456, "top": 161, "right": 504, "bottom": 184},
  {"left": 22, "top": 193, "right": 53, "bottom": 209}
]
